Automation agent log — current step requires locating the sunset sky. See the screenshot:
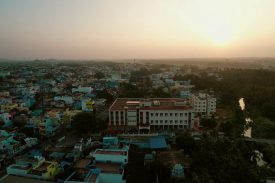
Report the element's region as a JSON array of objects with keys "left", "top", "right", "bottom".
[{"left": 1, "top": 0, "right": 275, "bottom": 59}]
